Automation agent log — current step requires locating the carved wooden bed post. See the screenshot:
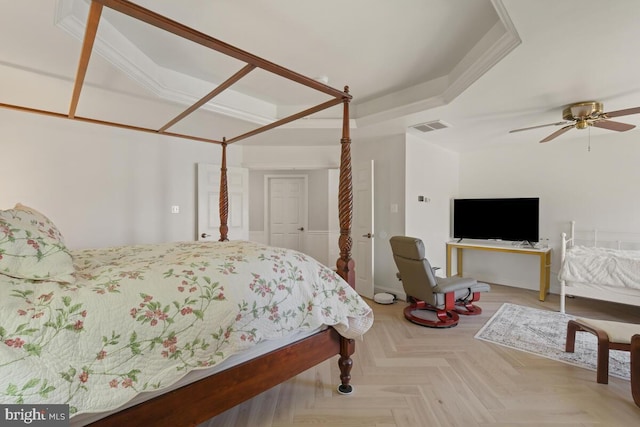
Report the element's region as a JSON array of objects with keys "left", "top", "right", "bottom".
[
  {"left": 219, "top": 139, "right": 229, "bottom": 242},
  {"left": 334, "top": 87, "right": 356, "bottom": 396},
  {"left": 336, "top": 86, "right": 355, "bottom": 289}
]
